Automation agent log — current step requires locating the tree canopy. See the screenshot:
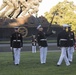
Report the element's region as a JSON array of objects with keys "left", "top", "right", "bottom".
[{"left": 45, "top": 0, "right": 76, "bottom": 34}]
